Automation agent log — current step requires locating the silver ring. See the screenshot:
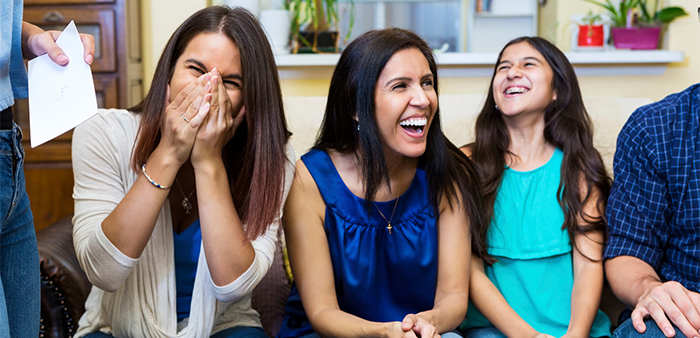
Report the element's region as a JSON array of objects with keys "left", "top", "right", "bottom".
[{"left": 182, "top": 114, "right": 190, "bottom": 123}]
